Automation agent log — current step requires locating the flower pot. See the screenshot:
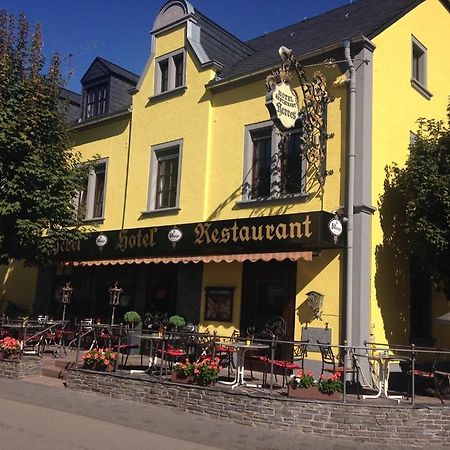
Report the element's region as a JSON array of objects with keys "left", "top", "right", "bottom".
[
  {"left": 287, "top": 385, "right": 341, "bottom": 401},
  {"left": 0, "top": 352, "right": 20, "bottom": 360},
  {"left": 171, "top": 372, "right": 193, "bottom": 384},
  {"left": 195, "top": 378, "right": 216, "bottom": 387},
  {"left": 96, "top": 363, "right": 114, "bottom": 372}
]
